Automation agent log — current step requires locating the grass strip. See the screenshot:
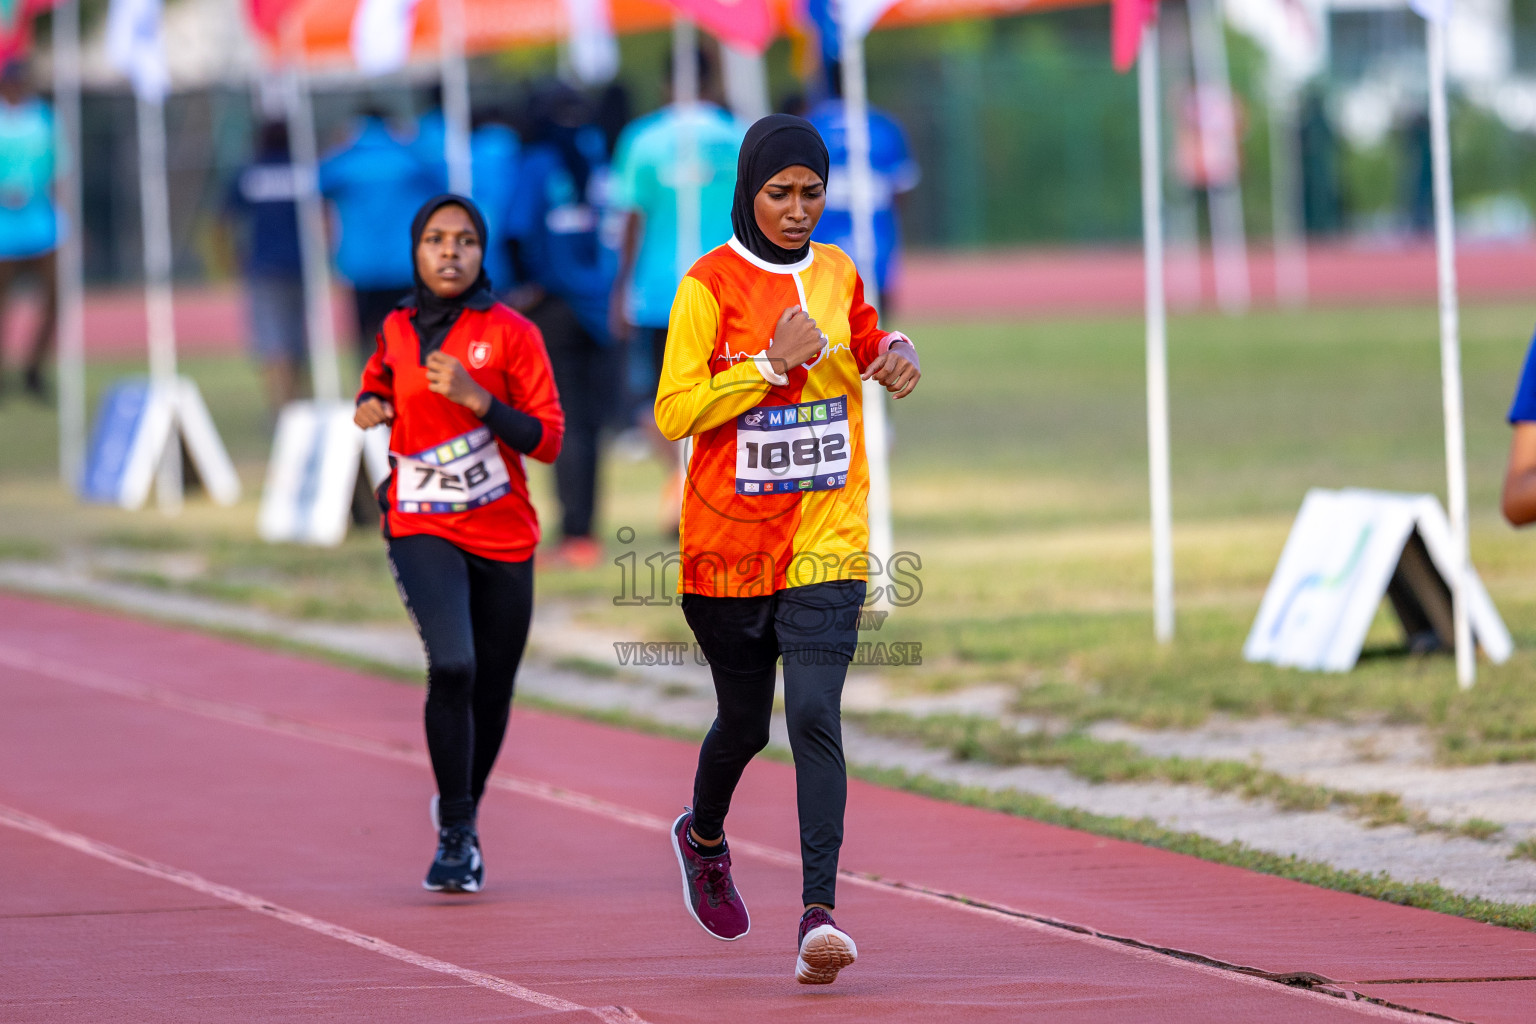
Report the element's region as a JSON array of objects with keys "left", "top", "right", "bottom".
[{"left": 850, "top": 710, "right": 1506, "bottom": 841}]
